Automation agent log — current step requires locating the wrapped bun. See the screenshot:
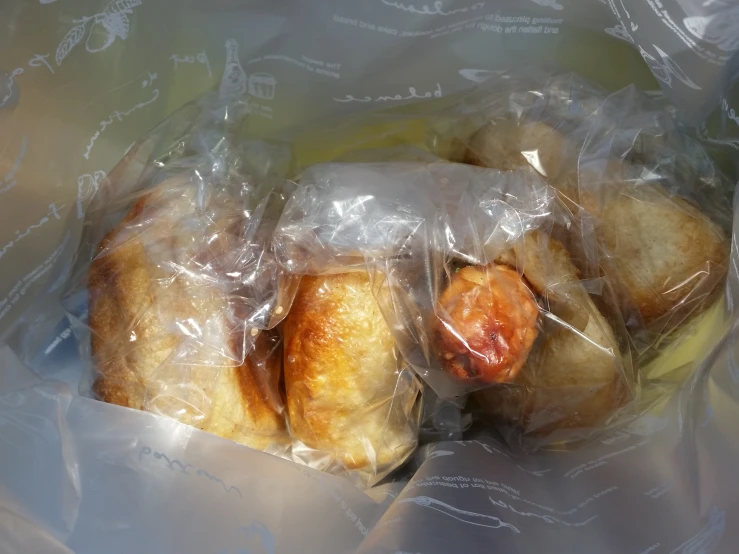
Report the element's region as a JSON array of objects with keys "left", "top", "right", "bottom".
[
  {"left": 475, "top": 232, "right": 634, "bottom": 442},
  {"left": 283, "top": 272, "right": 420, "bottom": 484},
  {"left": 464, "top": 119, "right": 574, "bottom": 180},
  {"left": 578, "top": 162, "right": 729, "bottom": 328},
  {"left": 89, "top": 187, "right": 288, "bottom": 452},
  {"left": 464, "top": 117, "right": 729, "bottom": 341}
]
